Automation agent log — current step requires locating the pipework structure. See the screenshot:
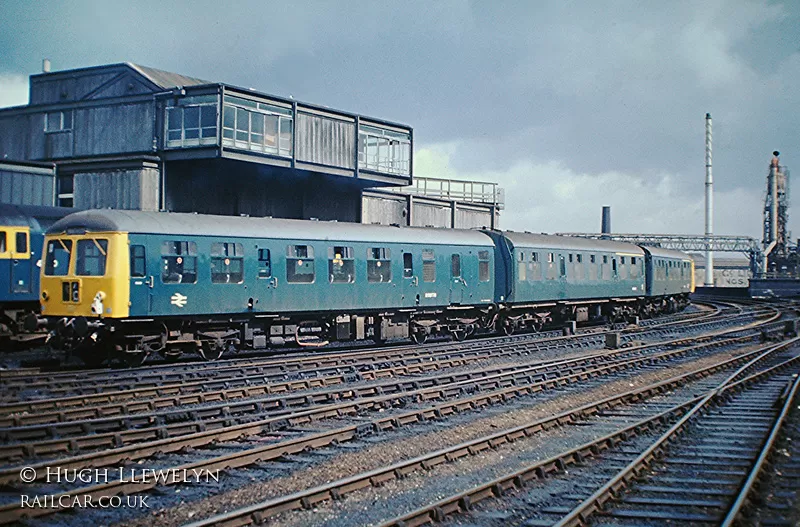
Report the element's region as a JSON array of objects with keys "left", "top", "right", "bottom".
[
  {"left": 762, "top": 151, "right": 790, "bottom": 273},
  {"left": 704, "top": 113, "right": 714, "bottom": 286}
]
